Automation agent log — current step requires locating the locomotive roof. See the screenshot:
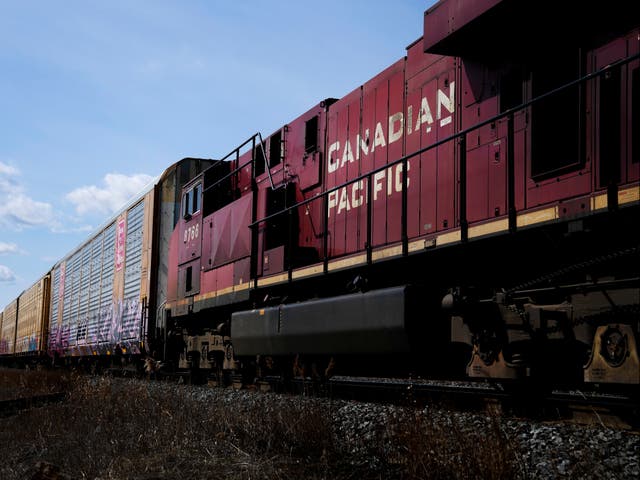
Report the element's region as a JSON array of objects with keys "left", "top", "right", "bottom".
[{"left": 423, "top": 0, "right": 634, "bottom": 57}]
